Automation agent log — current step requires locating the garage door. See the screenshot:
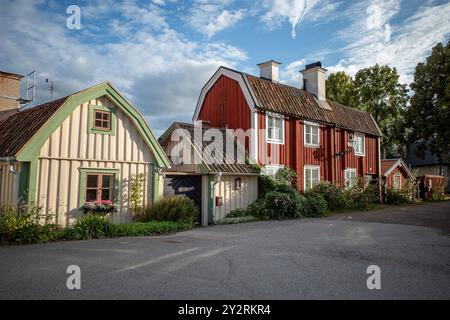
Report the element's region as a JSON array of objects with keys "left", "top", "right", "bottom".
[{"left": 163, "top": 175, "right": 202, "bottom": 222}]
